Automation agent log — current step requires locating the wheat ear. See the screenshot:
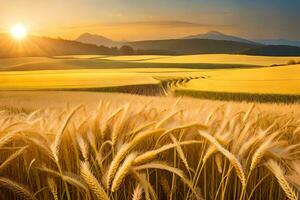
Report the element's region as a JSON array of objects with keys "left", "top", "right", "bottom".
[
  {"left": 198, "top": 131, "right": 246, "bottom": 187},
  {"left": 0, "top": 146, "right": 28, "bottom": 173},
  {"left": 267, "top": 160, "right": 298, "bottom": 200},
  {"left": 111, "top": 153, "right": 137, "bottom": 192},
  {"left": 106, "top": 129, "right": 165, "bottom": 188},
  {"left": 0, "top": 177, "right": 38, "bottom": 200},
  {"left": 80, "top": 162, "right": 109, "bottom": 200},
  {"left": 47, "top": 178, "right": 58, "bottom": 200},
  {"left": 132, "top": 184, "right": 143, "bottom": 200}
]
